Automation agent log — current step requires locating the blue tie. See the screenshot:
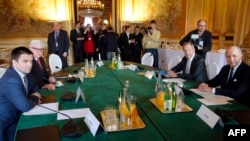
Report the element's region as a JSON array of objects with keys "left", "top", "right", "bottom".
[{"left": 227, "top": 67, "right": 234, "bottom": 85}]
